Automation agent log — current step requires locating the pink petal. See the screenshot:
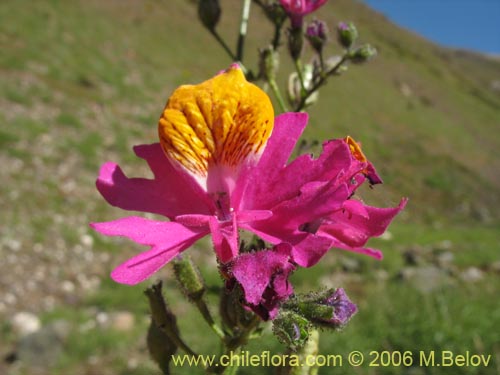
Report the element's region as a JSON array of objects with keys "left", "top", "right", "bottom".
[
  {"left": 232, "top": 243, "right": 293, "bottom": 306},
  {"left": 342, "top": 199, "right": 369, "bottom": 219},
  {"left": 236, "top": 210, "right": 273, "bottom": 223},
  {"left": 319, "top": 198, "right": 408, "bottom": 248},
  {"left": 175, "top": 214, "right": 211, "bottom": 227},
  {"left": 304, "top": 0, "right": 328, "bottom": 14},
  {"left": 289, "top": 232, "right": 334, "bottom": 267},
  {"left": 209, "top": 215, "right": 239, "bottom": 263},
  {"left": 246, "top": 139, "right": 353, "bottom": 211},
  {"left": 267, "top": 181, "right": 349, "bottom": 230},
  {"left": 329, "top": 238, "right": 383, "bottom": 260},
  {"left": 96, "top": 143, "right": 212, "bottom": 219},
  {"left": 235, "top": 113, "right": 308, "bottom": 209},
  {"left": 90, "top": 217, "right": 207, "bottom": 284},
  {"left": 238, "top": 225, "right": 332, "bottom": 268},
  {"left": 256, "top": 113, "right": 308, "bottom": 179}
]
